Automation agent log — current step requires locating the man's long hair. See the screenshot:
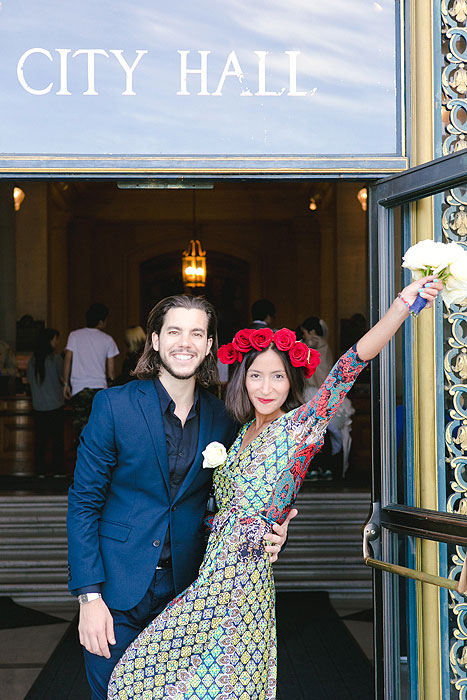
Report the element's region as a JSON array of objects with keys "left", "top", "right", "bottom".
[{"left": 134, "top": 295, "right": 220, "bottom": 387}]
